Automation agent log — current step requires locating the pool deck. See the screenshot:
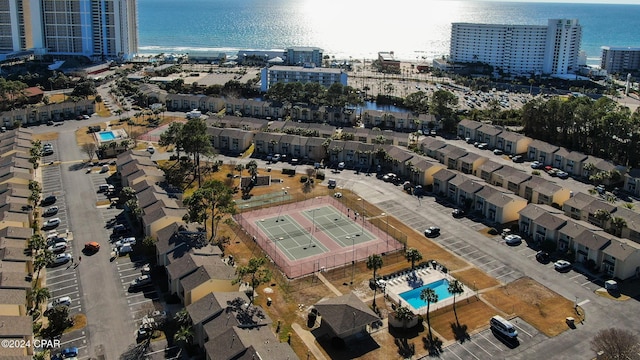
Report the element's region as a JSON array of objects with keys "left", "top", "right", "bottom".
[{"left": 383, "top": 268, "right": 473, "bottom": 315}]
